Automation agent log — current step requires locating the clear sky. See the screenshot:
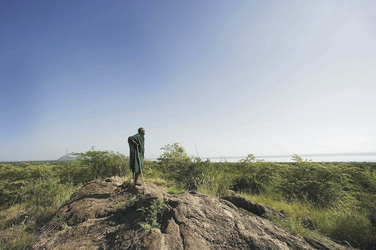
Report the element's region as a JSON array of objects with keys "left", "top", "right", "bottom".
[{"left": 1, "top": 0, "right": 376, "bottom": 162}]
